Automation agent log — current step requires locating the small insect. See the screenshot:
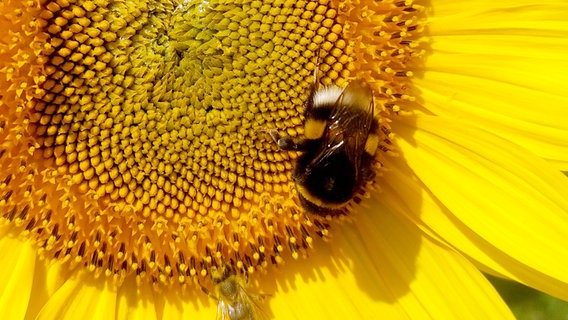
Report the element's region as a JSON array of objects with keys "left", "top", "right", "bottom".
[
  {"left": 266, "top": 65, "right": 379, "bottom": 216},
  {"left": 204, "top": 265, "right": 266, "bottom": 320}
]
